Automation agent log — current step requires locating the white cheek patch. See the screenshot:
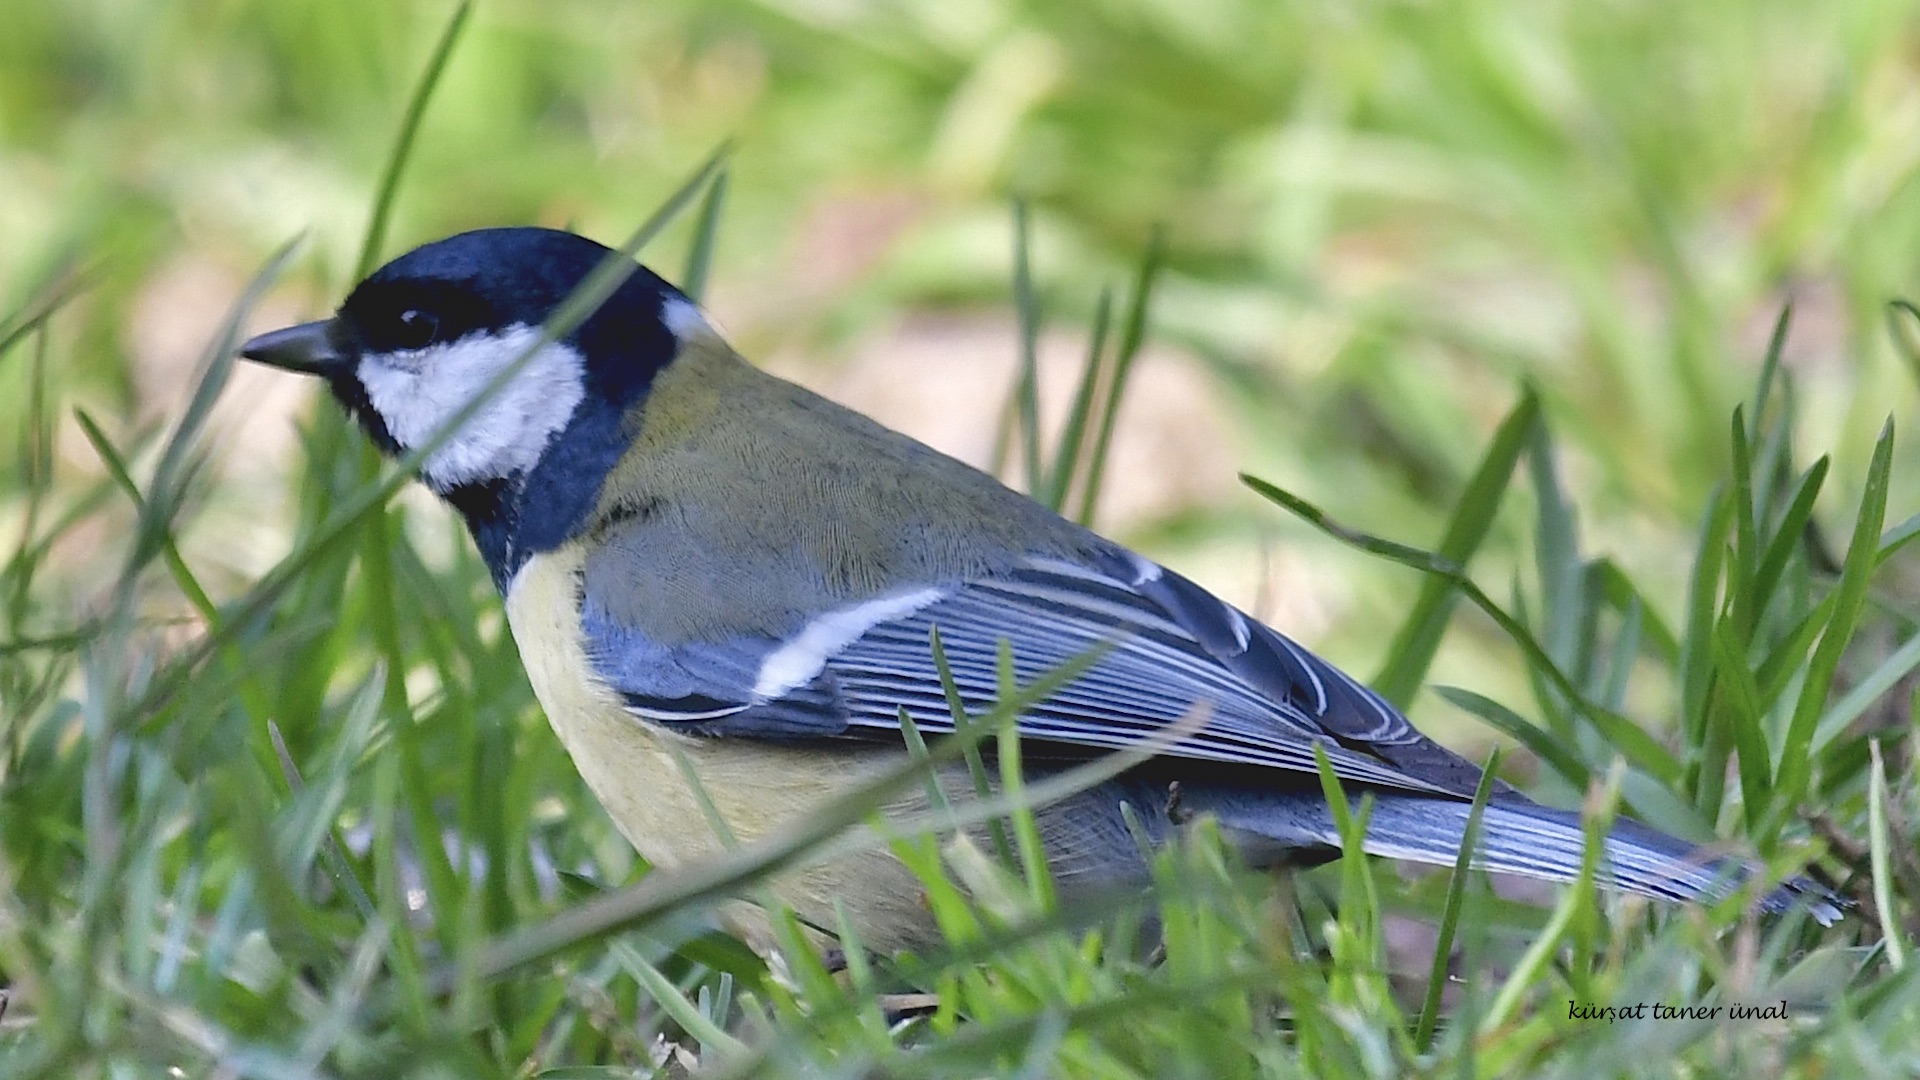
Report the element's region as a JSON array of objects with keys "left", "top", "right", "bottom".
[{"left": 358, "top": 325, "right": 588, "bottom": 491}]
